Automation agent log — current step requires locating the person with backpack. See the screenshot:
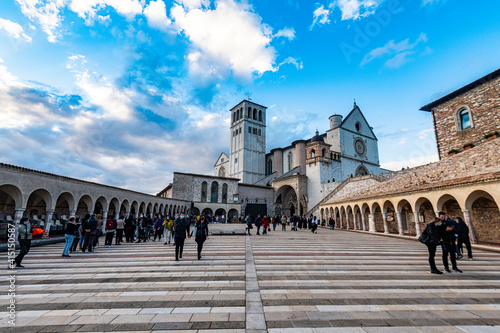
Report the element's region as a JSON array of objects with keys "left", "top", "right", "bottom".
[
  {"left": 438, "top": 212, "right": 462, "bottom": 273},
  {"left": 262, "top": 215, "right": 270, "bottom": 235},
  {"left": 246, "top": 215, "right": 253, "bottom": 235},
  {"left": 104, "top": 217, "right": 115, "bottom": 247},
  {"left": 456, "top": 217, "right": 473, "bottom": 260},
  {"left": 255, "top": 215, "right": 262, "bottom": 235},
  {"left": 421, "top": 218, "right": 443, "bottom": 274},
  {"left": 12, "top": 218, "right": 32, "bottom": 268}
]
